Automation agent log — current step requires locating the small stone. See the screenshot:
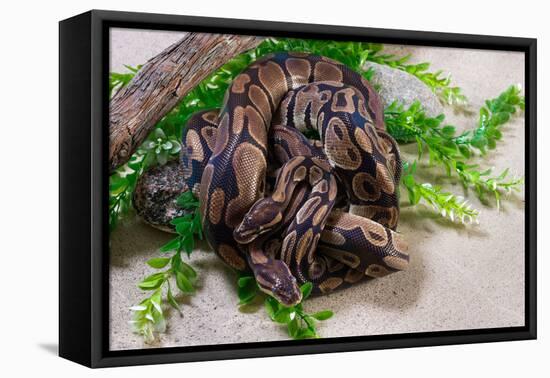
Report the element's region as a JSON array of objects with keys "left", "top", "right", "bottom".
[
  {"left": 364, "top": 61, "right": 444, "bottom": 118},
  {"left": 133, "top": 160, "right": 191, "bottom": 232}
]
